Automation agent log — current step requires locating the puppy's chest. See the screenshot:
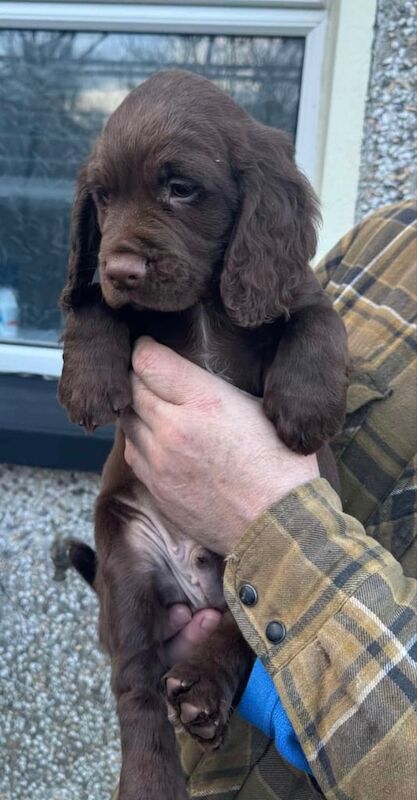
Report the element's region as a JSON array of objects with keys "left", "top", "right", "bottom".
[
  {"left": 183, "top": 305, "right": 263, "bottom": 393},
  {"left": 193, "top": 306, "right": 231, "bottom": 378},
  {"left": 139, "top": 303, "right": 272, "bottom": 394}
]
